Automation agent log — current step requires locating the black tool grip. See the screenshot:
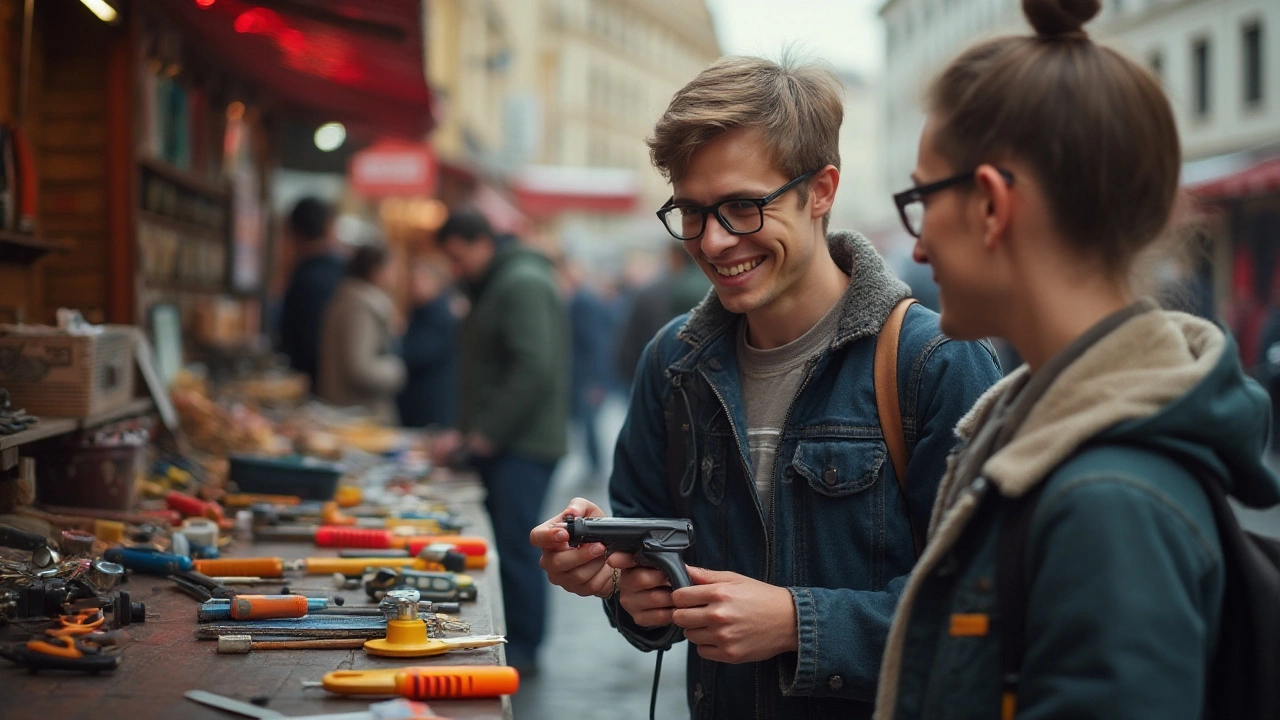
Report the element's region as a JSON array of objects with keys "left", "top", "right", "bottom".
[
  {"left": 0, "top": 526, "right": 48, "bottom": 551},
  {"left": 637, "top": 548, "right": 693, "bottom": 590}
]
